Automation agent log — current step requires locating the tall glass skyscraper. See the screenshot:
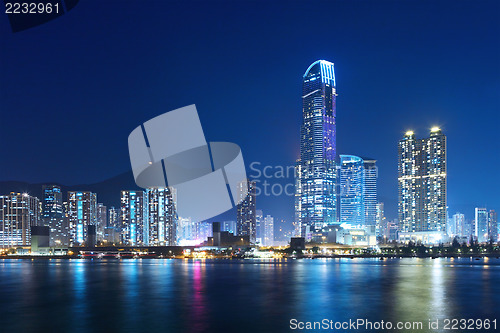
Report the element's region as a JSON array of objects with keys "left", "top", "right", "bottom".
[
  {"left": 295, "top": 60, "right": 337, "bottom": 238},
  {"left": 339, "top": 155, "right": 378, "bottom": 228},
  {"left": 339, "top": 155, "right": 365, "bottom": 226},
  {"left": 120, "top": 190, "right": 148, "bottom": 246}
]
